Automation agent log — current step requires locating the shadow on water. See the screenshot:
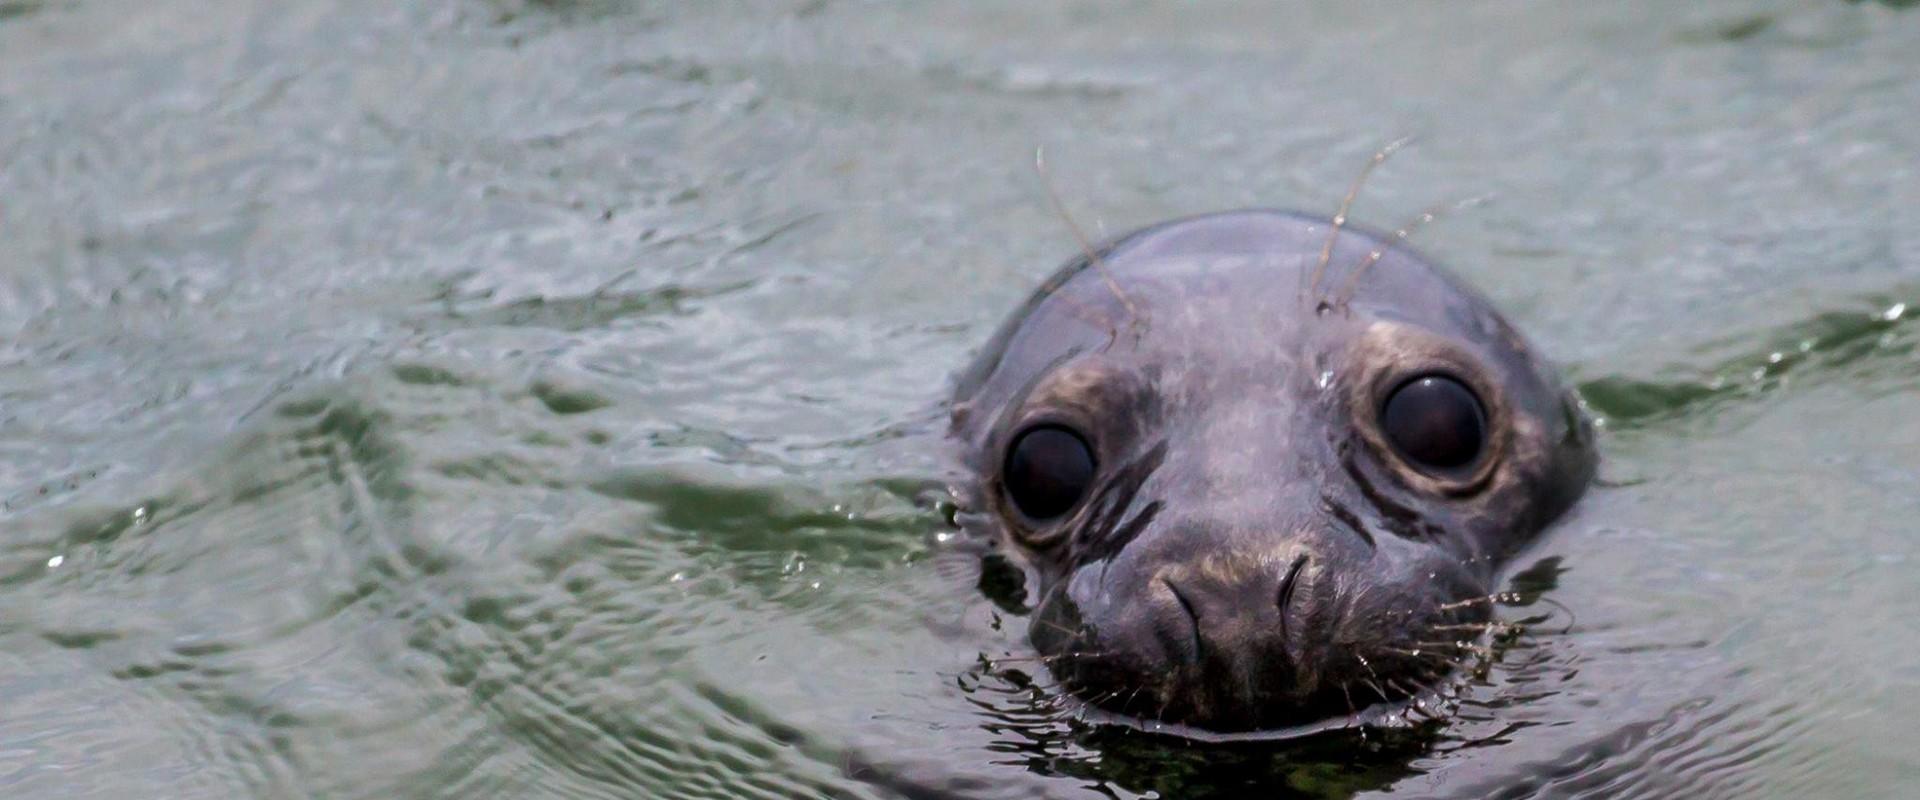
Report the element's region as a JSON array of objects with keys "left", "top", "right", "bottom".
[
  {"left": 1015, "top": 726, "right": 1439, "bottom": 800},
  {"left": 1576, "top": 292, "right": 1916, "bottom": 433}
]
